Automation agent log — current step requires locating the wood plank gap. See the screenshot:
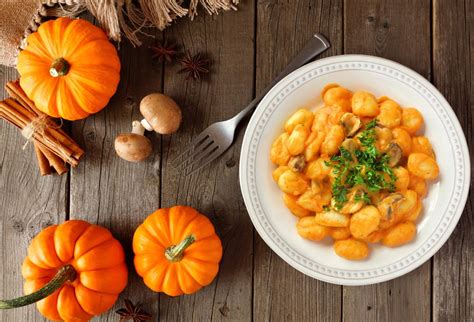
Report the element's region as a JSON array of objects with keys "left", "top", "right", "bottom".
[{"left": 65, "top": 153, "right": 70, "bottom": 221}]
